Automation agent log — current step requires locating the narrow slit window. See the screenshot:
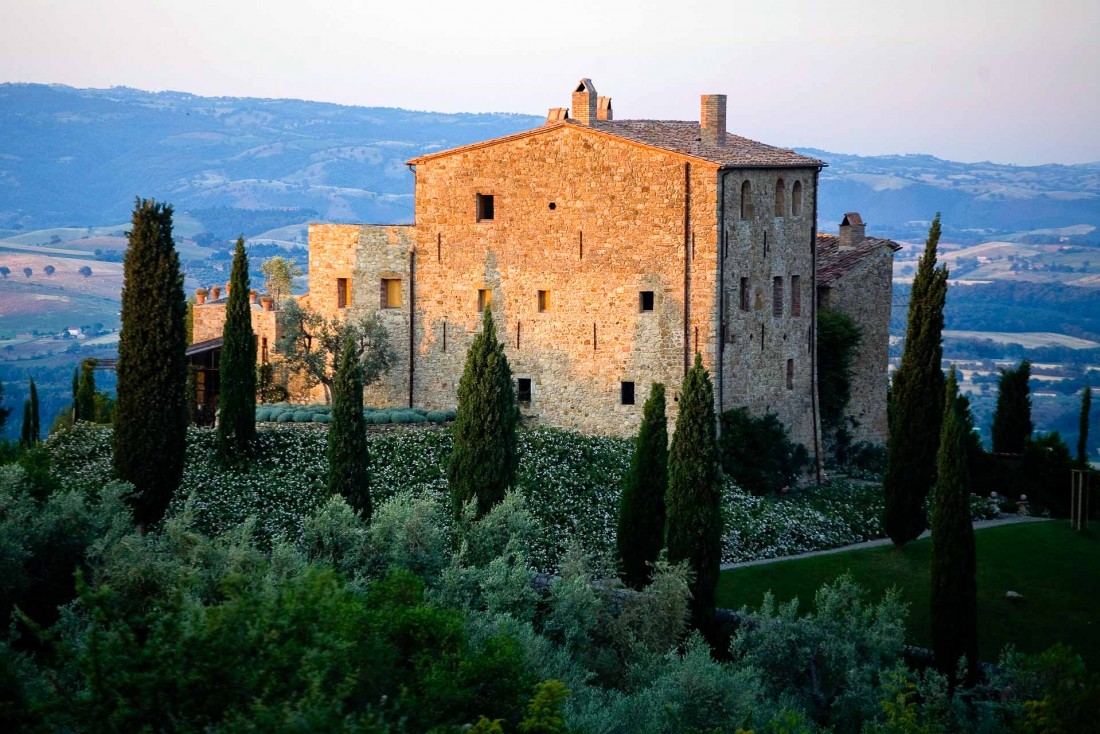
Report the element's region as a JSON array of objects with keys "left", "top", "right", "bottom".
[
  {"left": 775, "top": 178, "right": 786, "bottom": 217},
  {"left": 261, "top": 337, "right": 268, "bottom": 364},
  {"left": 478, "top": 288, "right": 492, "bottom": 312},
  {"left": 620, "top": 381, "right": 635, "bottom": 405},
  {"left": 516, "top": 378, "right": 532, "bottom": 404},
  {"left": 538, "top": 290, "right": 550, "bottom": 313},
  {"left": 381, "top": 278, "right": 401, "bottom": 309},
  {"left": 476, "top": 193, "right": 495, "bottom": 222},
  {"left": 740, "top": 180, "right": 753, "bottom": 220},
  {"left": 792, "top": 180, "right": 803, "bottom": 217},
  {"left": 791, "top": 275, "right": 801, "bottom": 316},
  {"left": 337, "top": 278, "right": 350, "bottom": 309},
  {"left": 639, "top": 290, "right": 655, "bottom": 312},
  {"left": 786, "top": 359, "right": 794, "bottom": 390},
  {"left": 772, "top": 276, "right": 783, "bottom": 317},
  {"left": 739, "top": 277, "right": 750, "bottom": 311}
]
